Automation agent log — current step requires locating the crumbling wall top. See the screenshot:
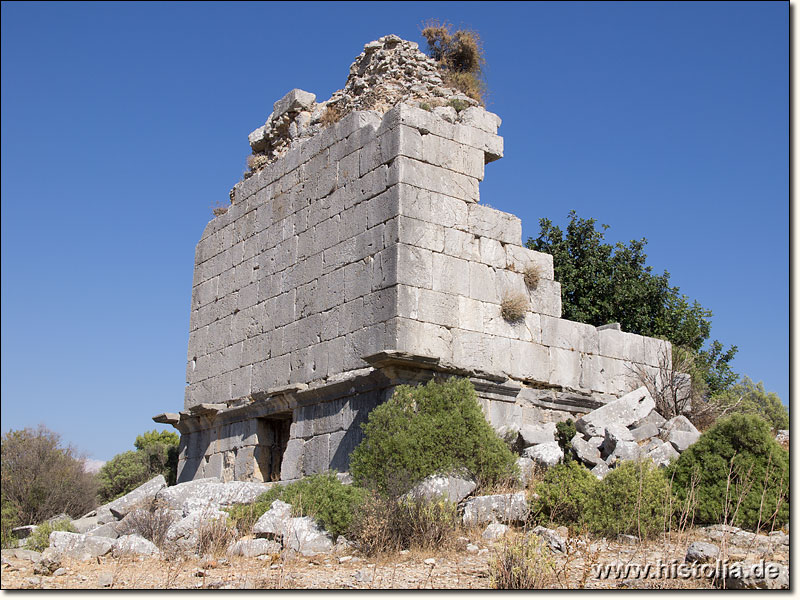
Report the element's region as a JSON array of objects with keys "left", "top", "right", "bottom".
[{"left": 245, "top": 34, "right": 488, "bottom": 173}]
